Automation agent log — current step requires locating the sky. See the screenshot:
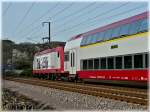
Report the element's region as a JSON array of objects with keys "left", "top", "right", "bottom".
[{"left": 2, "top": 0, "right": 148, "bottom": 44}]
